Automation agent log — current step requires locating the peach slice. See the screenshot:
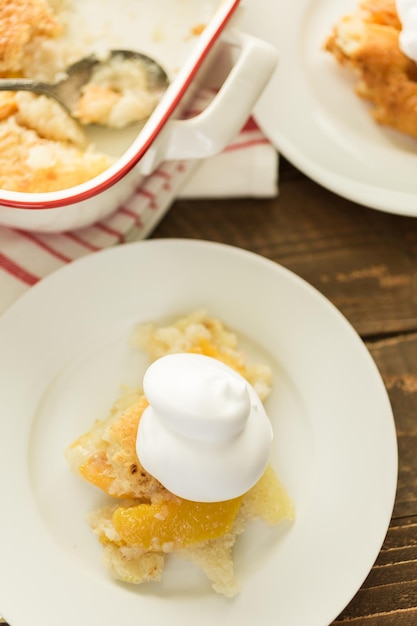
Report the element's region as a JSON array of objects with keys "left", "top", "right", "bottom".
[
  {"left": 189, "top": 338, "right": 247, "bottom": 376},
  {"left": 112, "top": 495, "right": 243, "bottom": 551}
]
